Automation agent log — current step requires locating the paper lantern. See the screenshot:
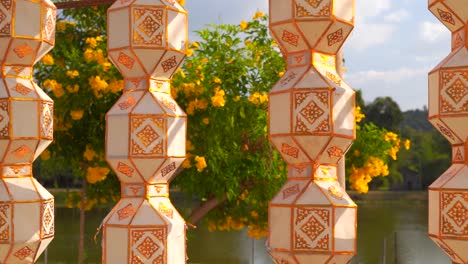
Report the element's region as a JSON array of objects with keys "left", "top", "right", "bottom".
[
  {"left": 0, "top": 0, "right": 56, "bottom": 263},
  {"left": 103, "top": 1, "right": 188, "bottom": 263},
  {"left": 428, "top": 1, "right": 468, "bottom": 263},
  {"left": 267, "top": 1, "right": 356, "bottom": 263}
]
